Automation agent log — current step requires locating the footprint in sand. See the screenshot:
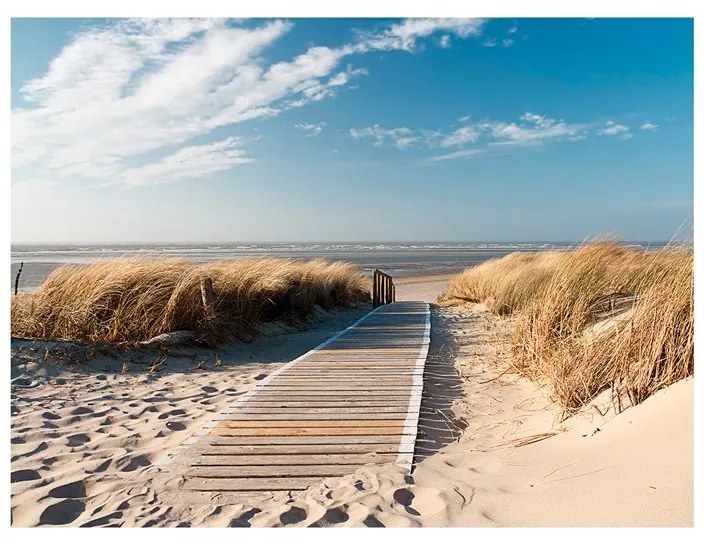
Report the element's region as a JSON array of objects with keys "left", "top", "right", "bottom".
[
  {"left": 363, "top": 515, "right": 385, "bottom": 527},
  {"left": 80, "top": 511, "right": 123, "bottom": 527},
  {"left": 393, "top": 486, "right": 446, "bottom": 517},
  {"left": 49, "top": 480, "right": 86, "bottom": 499},
  {"left": 71, "top": 407, "right": 94, "bottom": 416},
  {"left": 201, "top": 386, "right": 218, "bottom": 393},
  {"left": 166, "top": 421, "right": 186, "bottom": 431},
  {"left": 311, "top": 507, "right": 349, "bottom": 526},
  {"left": 39, "top": 499, "right": 85, "bottom": 525},
  {"left": 66, "top": 434, "right": 91, "bottom": 447},
  {"left": 280, "top": 506, "right": 307, "bottom": 526},
  {"left": 392, "top": 488, "right": 421, "bottom": 516},
  {"left": 254, "top": 374, "right": 268, "bottom": 381},
  {"left": 42, "top": 411, "right": 61, "bottom": 420},
  {"left": 11, "top": 468, "right": 41, "bottom": 483},
  {"left": 116, "top": 454, "right": 151, "bottom": 472},
  {"left": 229, "top": 508, "right": 262, "bottom": 527}
]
